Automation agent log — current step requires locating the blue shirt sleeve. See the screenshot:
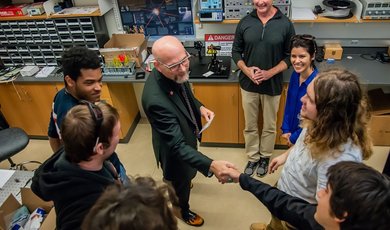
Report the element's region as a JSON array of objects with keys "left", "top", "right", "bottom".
[
  {"left": 289, "top": 127, "right": 302, "bottom": 144},
  {"left": 281, "top": 71, "right": 299, "bottom": 133}
]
